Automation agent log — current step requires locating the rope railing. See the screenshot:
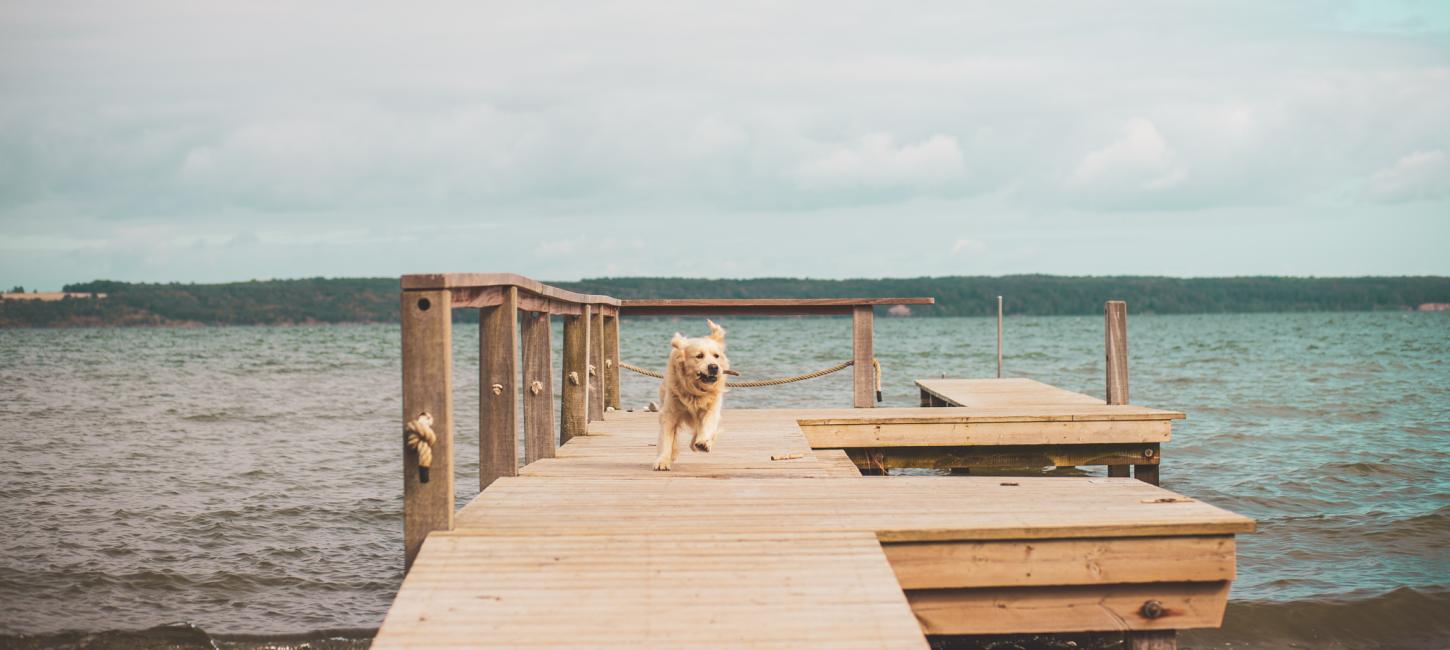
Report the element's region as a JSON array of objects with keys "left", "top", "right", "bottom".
[{"left": 620, "top": 359, "right": 877, "bottom": 391}]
